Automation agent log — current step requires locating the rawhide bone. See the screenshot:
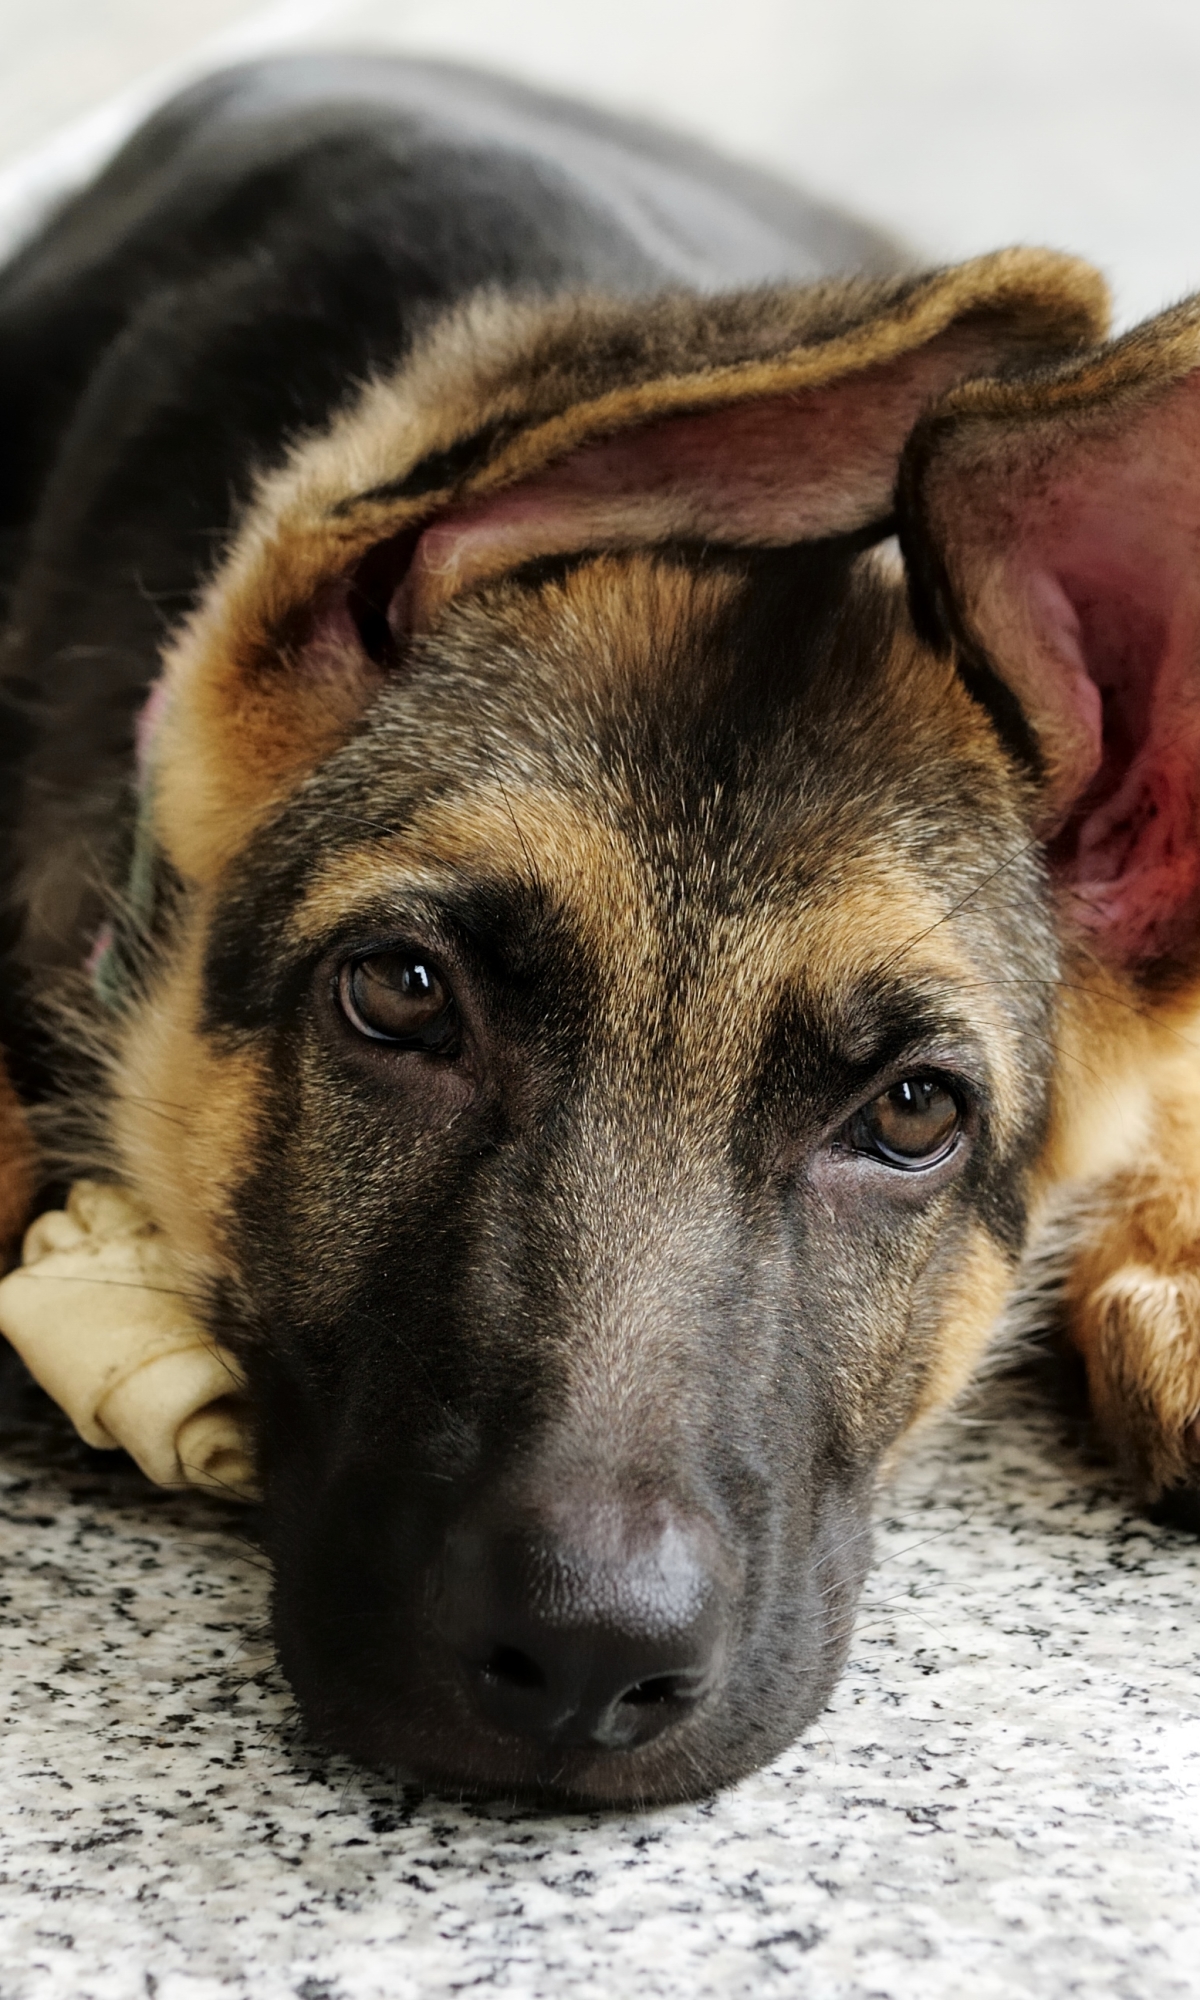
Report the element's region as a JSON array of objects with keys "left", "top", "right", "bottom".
[{"left": 0, "top": 1181, "right": 257, "bottom": 1499}]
